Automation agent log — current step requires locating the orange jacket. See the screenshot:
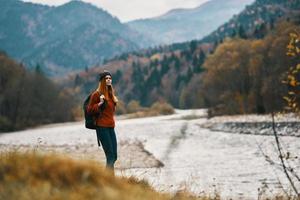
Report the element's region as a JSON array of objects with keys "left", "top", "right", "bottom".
[{"left": 87, "top": 91, "right": 115, "bottom": 128}]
